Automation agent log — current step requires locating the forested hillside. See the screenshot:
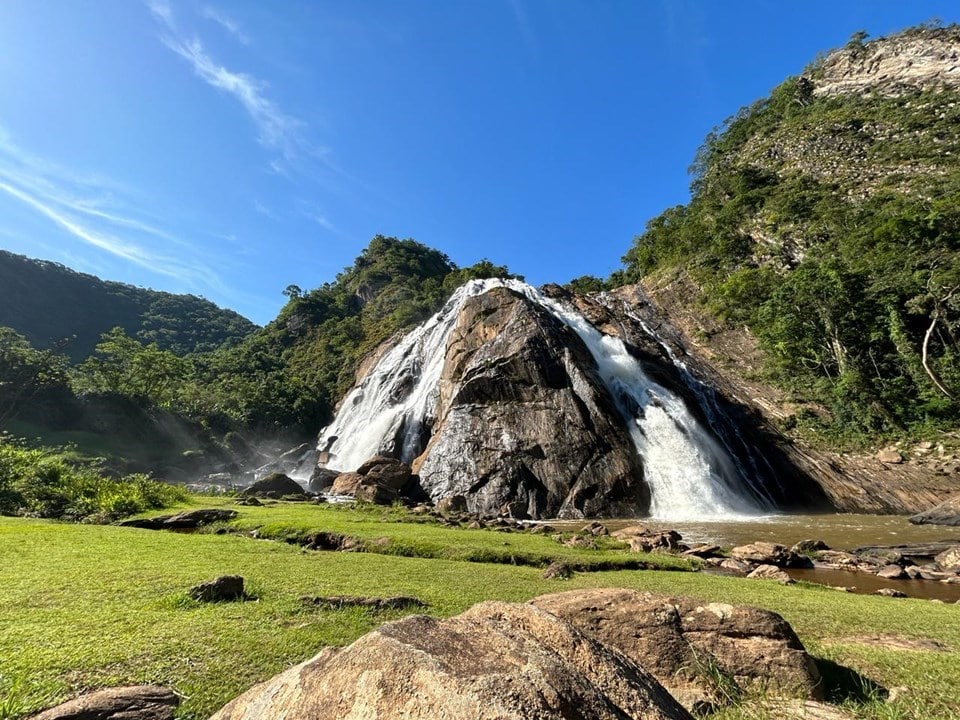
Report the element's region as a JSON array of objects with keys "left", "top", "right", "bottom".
[
  {"left": 615, "top": 25, "right": 960, "bottom": 446},
  {"left": 1, "top": 237, "right": 515, "bottom": 477},
  {"left": 0, "top": 250, "right": 256, "bottom": 360},
  {"left": 191, "top": 236, "right": 517, "bottom": 433}
]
